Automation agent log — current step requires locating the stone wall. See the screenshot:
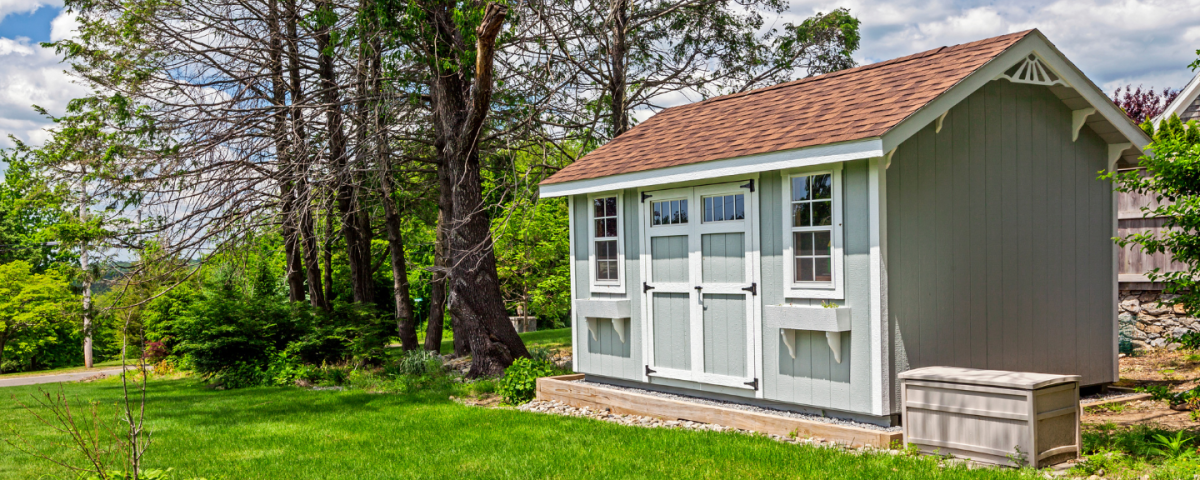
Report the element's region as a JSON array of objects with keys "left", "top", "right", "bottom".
[{"left": 1119, "top": 290, "right": 1194, "bottom": 352}]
